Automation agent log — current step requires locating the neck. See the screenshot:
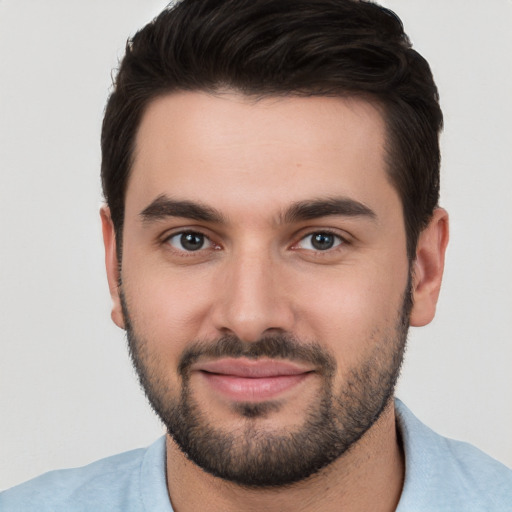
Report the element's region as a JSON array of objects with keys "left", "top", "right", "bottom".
[{"left": 165, "top": 400, "right": 404, "bottom": 512}]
